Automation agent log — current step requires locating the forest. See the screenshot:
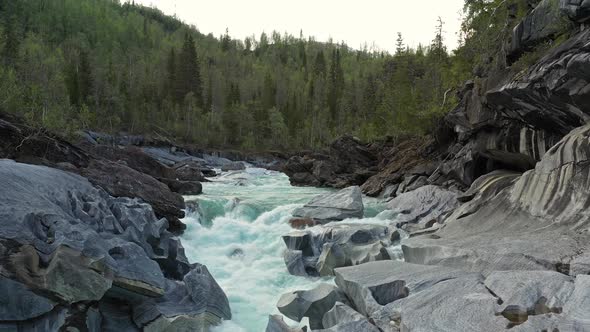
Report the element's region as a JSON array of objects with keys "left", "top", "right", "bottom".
[{"left": 0, "top": 0, "right": 531, "bottom": 149}]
